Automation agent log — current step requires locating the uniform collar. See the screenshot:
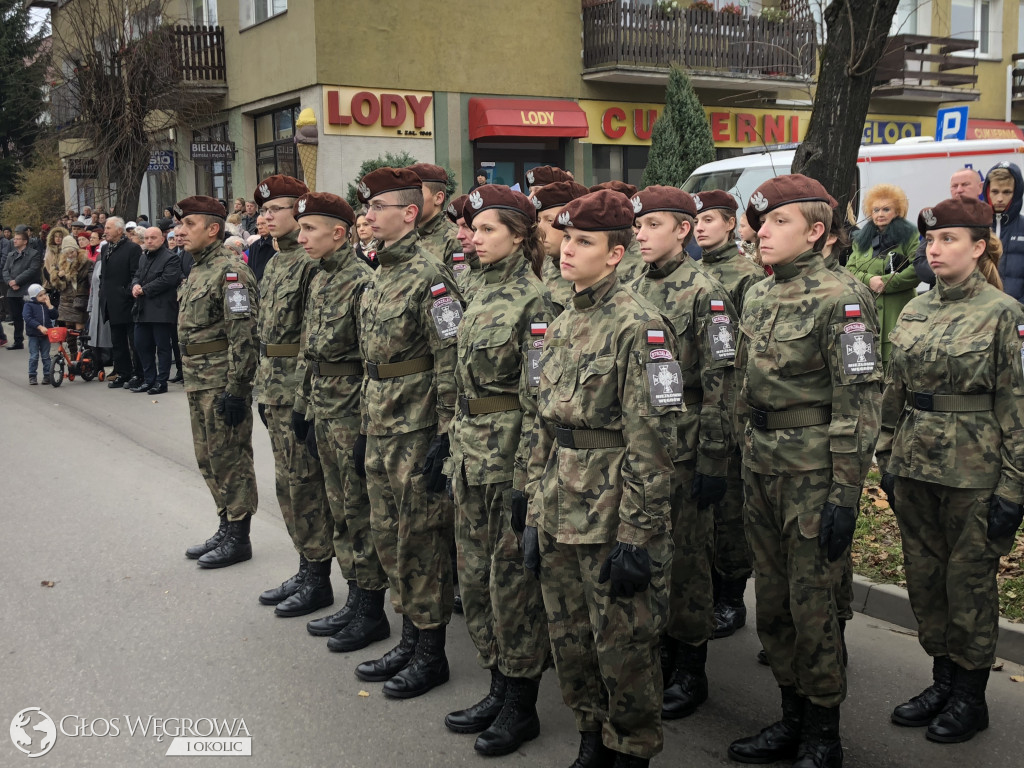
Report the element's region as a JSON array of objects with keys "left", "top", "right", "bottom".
[
  {"left": 936, "top": 268, "right": 986, "bottom": 302},
  {"left": 321, "top": 241, "right": 354, "bottom": 273},
  {"left": 771, "top": 250, "right": 822, "bottom": 282},
  {"left": 417, "top": 212, "right": 444, "bottom": 238},
  {"left": 700, "top": 241, "right": 738, "bottom": 265},
  {"left": 275, "top": 228, "right": 300, "bottom": 252},
  {"left": 191, "top": 241, "right": 221, "bottom": 265},
  {"left": 644, "top": 249, "right": 684, "bottom": 279},
  {"left": 377, "top": 230, "right": 419, "bottom": 266},
  {"left": 572, "top": 271, "right": 618, "bottom": 310},
  {"left": 481, "top": 248, "right": 528, "bottom": 285}
]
